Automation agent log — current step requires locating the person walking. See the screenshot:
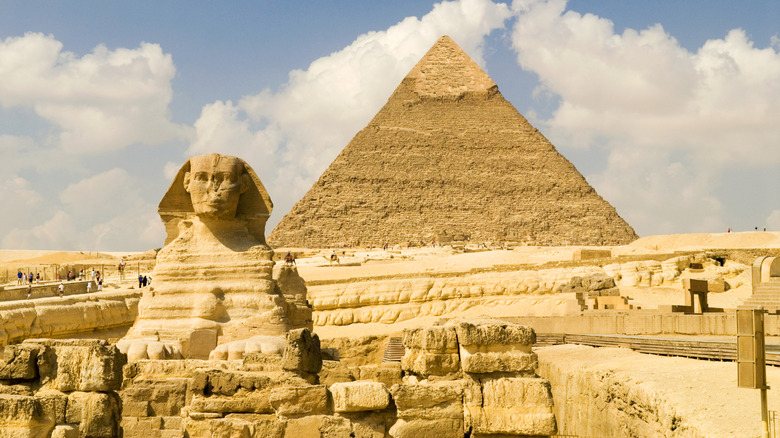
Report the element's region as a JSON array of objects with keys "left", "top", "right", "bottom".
[
  {"left": 17, "top": 271, "right": 22, "bottom": 285},
  {"left": 138, "top": 274, "right": 143, "bottom": 288},
  {"left": 58, "top": 283, "right": 64, "bottom": 298},
  {"left": 97, "top": 278, "right": 102, "bottom": 291},
  {"left": 87, "top": 281, "right": 92, "bottom": 293},
  {"left": 27, "top": 284, "right": 32, "bottom": 300}
]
